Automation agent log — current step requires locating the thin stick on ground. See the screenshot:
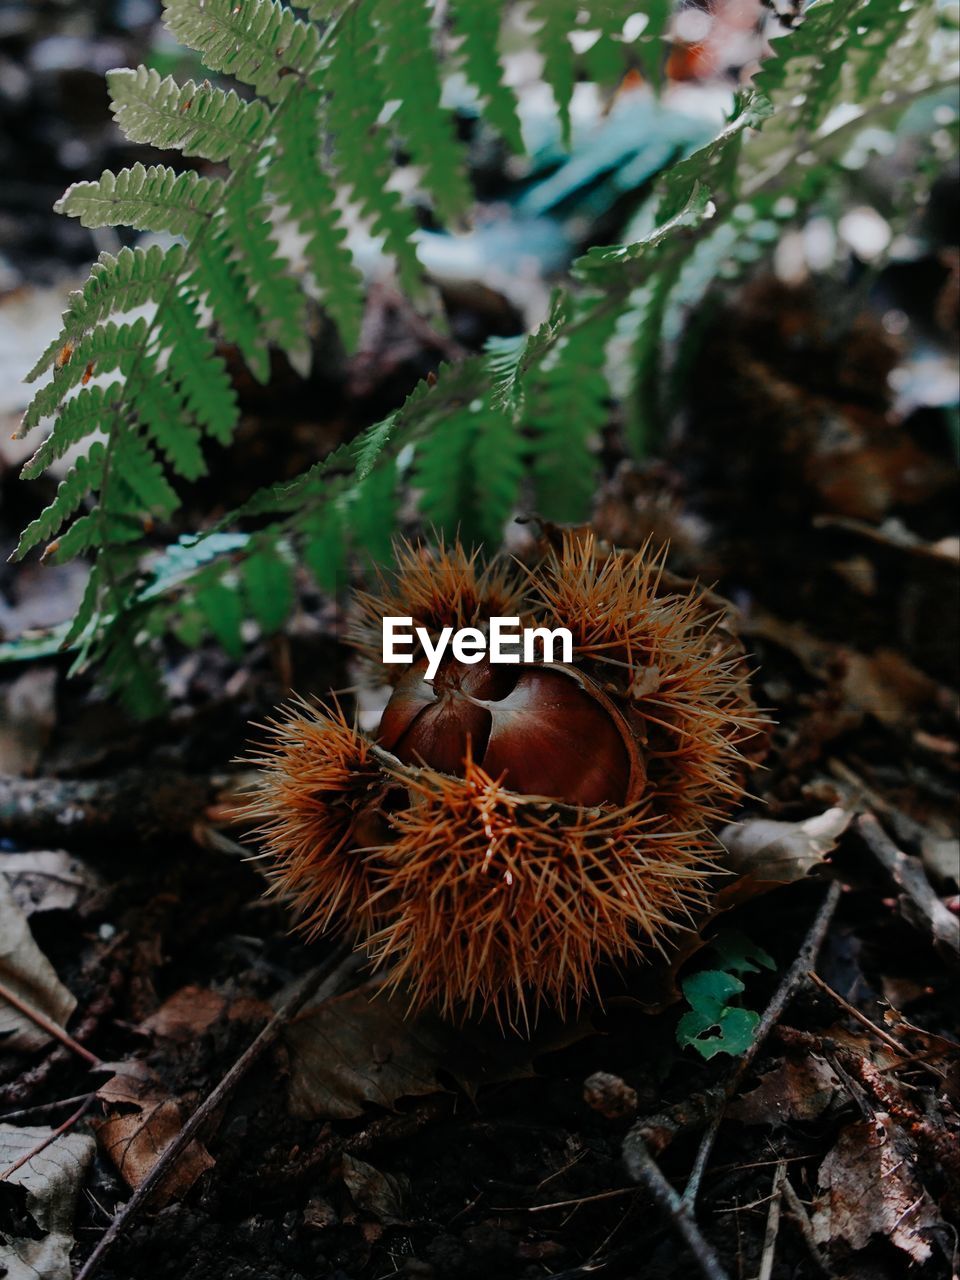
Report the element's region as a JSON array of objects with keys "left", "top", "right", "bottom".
[
  {"left": 0, "top": 978, "right": 102, "bottom": 1069},
  {"left": 857, "top": 813, "right": 960, "bottom": 957},
  {"left": 805, "top": 970, "right": 905, "bottom": 1056},
  {"left": 623, "top": 1132, "right": 730, "bottom": 1280},
  {"left": 74, "top": 944, "right": 357, "bottom": 1280},
  {"left": 756, "top": 1161, "right": 786, "bottom": 1280},
  {"left": 780, "top": 1175, "right": 837, "bottom": 1278},
  {"left": 680, "top": 879, "right": 843, "bottom": 1208},
  {"left": 0, "top": 1094, "right": 95, "bottom": 1182}
]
